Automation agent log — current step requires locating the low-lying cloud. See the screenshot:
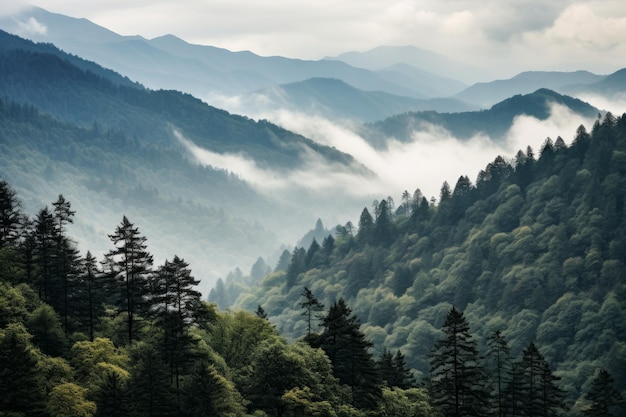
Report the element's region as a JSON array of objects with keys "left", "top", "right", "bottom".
[{"left": 192, "top": 96, "right": 598, "bottom": 203}]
